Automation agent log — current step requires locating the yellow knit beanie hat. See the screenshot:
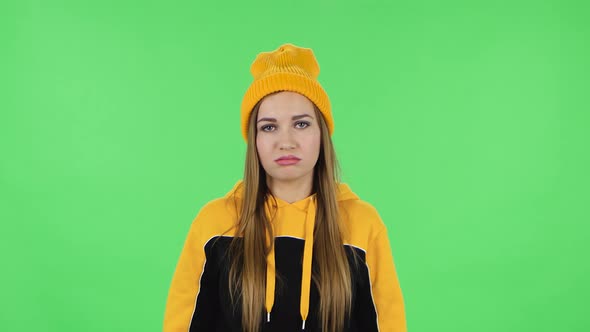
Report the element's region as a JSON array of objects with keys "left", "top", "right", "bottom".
[{"left": 240, "top": 43, "right": 333, "bottom": 142}]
